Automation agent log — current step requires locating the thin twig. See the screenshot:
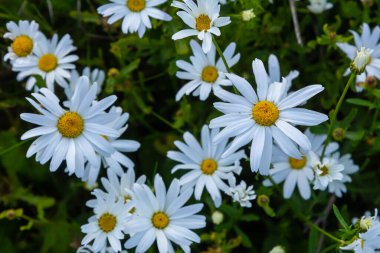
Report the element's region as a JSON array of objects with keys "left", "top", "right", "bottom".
[
  {"left": 315, "top": 195, "right": 337, "bottom": 253},
  {"left": 288, "top": 0, "right": 303, "bottom": 46}
]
